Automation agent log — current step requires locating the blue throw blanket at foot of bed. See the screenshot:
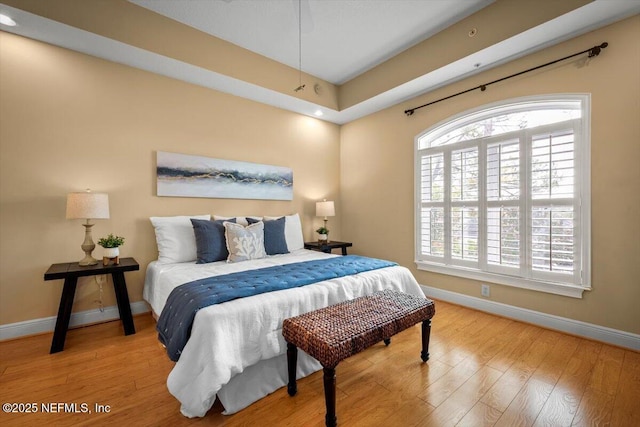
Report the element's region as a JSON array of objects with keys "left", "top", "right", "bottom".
[{"left": 157, "top": 255, "right": 397, "bottom": 361}]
